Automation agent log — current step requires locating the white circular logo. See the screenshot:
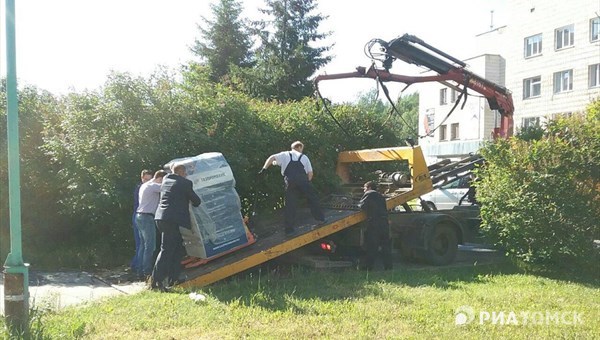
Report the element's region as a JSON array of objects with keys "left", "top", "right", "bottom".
[{"left": 455, "top": 305, "right": 475, "bottom": 325}]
